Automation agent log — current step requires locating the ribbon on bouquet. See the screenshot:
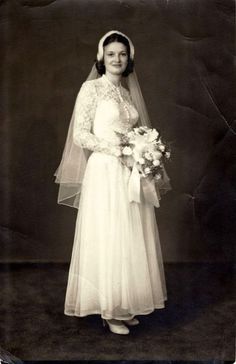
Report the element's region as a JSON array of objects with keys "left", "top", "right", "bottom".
[{"left": 128, "top": 163, "right": 160, "bottom": 208}]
